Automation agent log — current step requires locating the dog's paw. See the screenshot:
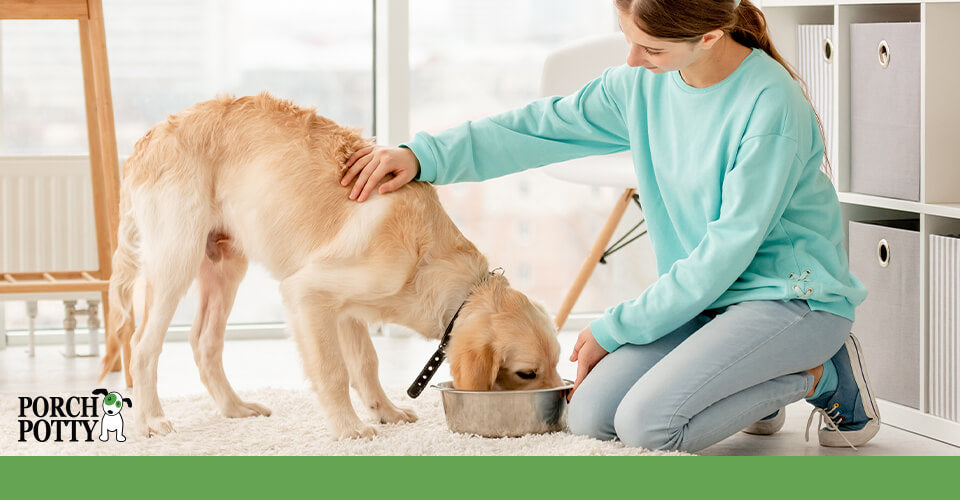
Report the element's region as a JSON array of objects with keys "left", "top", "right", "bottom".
[
  {"left": 222, "top": 401, "right": 272, "bottom": 418},
  {"left": 139, "top": 416, "right": 175, "bottom": 438},
  {"left": 377, "top": 405, "right": 418, "bottom": 424},
  {"left": 333, "top": 423, "right": 377, "bottom": 440}
]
